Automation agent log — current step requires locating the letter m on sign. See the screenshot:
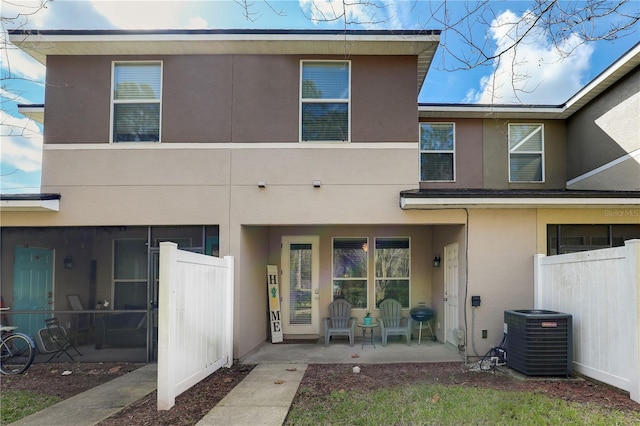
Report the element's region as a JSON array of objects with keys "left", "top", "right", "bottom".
[{"left": 266, "top": 265, "right": 283, "bottom": 343}]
